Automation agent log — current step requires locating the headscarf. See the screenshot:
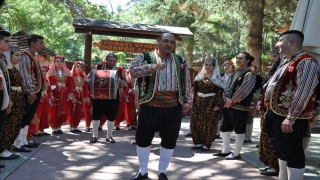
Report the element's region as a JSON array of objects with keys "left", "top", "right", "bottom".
[
  {"left": 4, "top": 45, "right": 21, "bottom": 69},
  {"left": 194, "top": 56, "right": 225, "bottom": 89},
  {"left": 70, "top": 61, "right": 88, "bottom": 81},
  {"left": 47, "top": 55, "right": 71, "bottom": 78}
]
